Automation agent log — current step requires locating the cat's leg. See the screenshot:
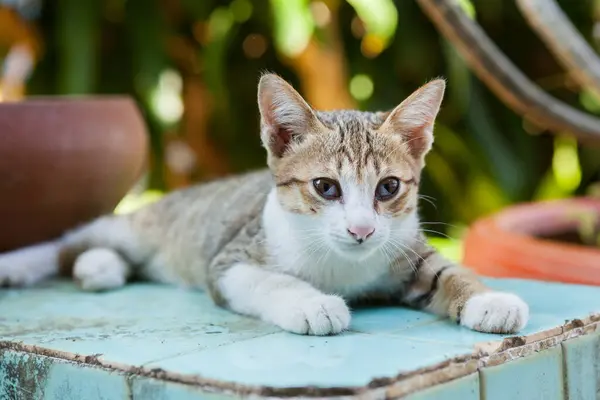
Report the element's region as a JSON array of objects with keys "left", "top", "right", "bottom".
[
  {"left": 1, "top": 215, "right": 149, "bottom": 290},
  {"left": 0, "top": 215, "right": 144, "bottom": 289},
  {"left": 206, "top": 216, "right": 350, "bottom": 335},
  {"left": 0, "top": 241, "right": 60, "bottom": 287},
  {"left": 212, "top": 262, "right": 351, "bottom": 335},
  {"left": 60, "top": 216, "right": 148, "bottom": 291},
  {"left": 402, "top": 250, "right": 529, "bottom": 333}
]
